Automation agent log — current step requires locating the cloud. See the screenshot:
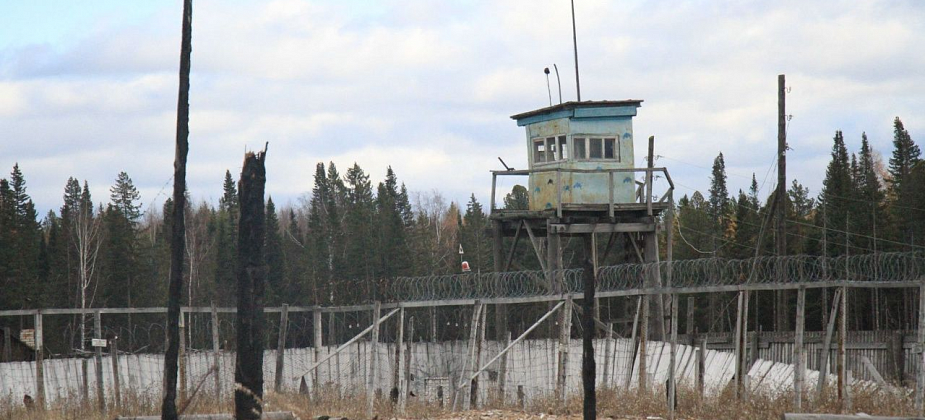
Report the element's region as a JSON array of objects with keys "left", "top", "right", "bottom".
[{"left": 1, "top": 0, "right": 924, "bottom": 214}]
